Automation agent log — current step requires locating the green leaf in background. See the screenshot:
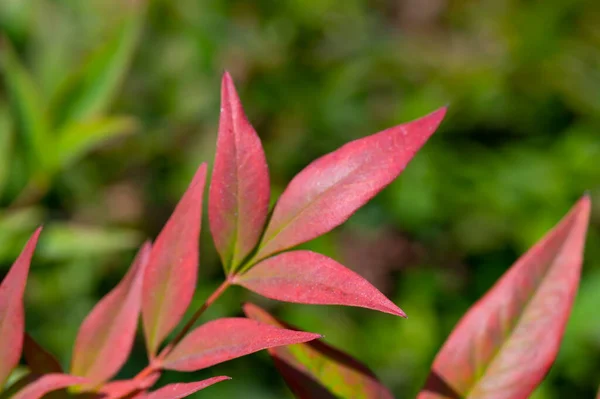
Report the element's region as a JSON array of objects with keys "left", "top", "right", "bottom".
[
  {"left": 55, "top": 116, "right": 138, "bottom": 169},
  {"left": 0, "top": 104, "right": 13, "bottom": 196},
  {"left": 0, "top": 39, "right": 53, "bottom": 170},
  {"left": 49, "top": 8, "right": 144, "bottom": 125},
  {"left": 38, "top": 223, "right": 141, "bottom": 260},
  {"left": 0, "top": 207, "right": 44, "bottom": 264}
]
